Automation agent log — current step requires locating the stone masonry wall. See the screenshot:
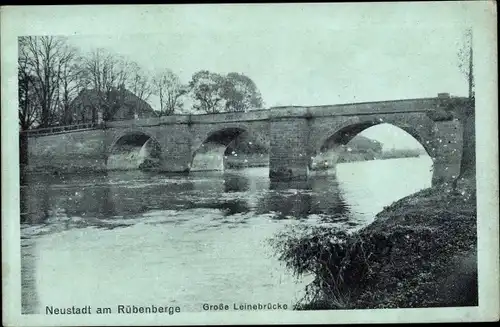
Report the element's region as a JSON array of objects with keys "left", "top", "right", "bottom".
[
  {"left": 27, "top": 129, "right": 107, "bottom": 173},
  {"left": 25, "top": 97, "right": 465, "bottom": 180},
  {"left": 269, "top": 117, "right": 310, "bottom": 180}
]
